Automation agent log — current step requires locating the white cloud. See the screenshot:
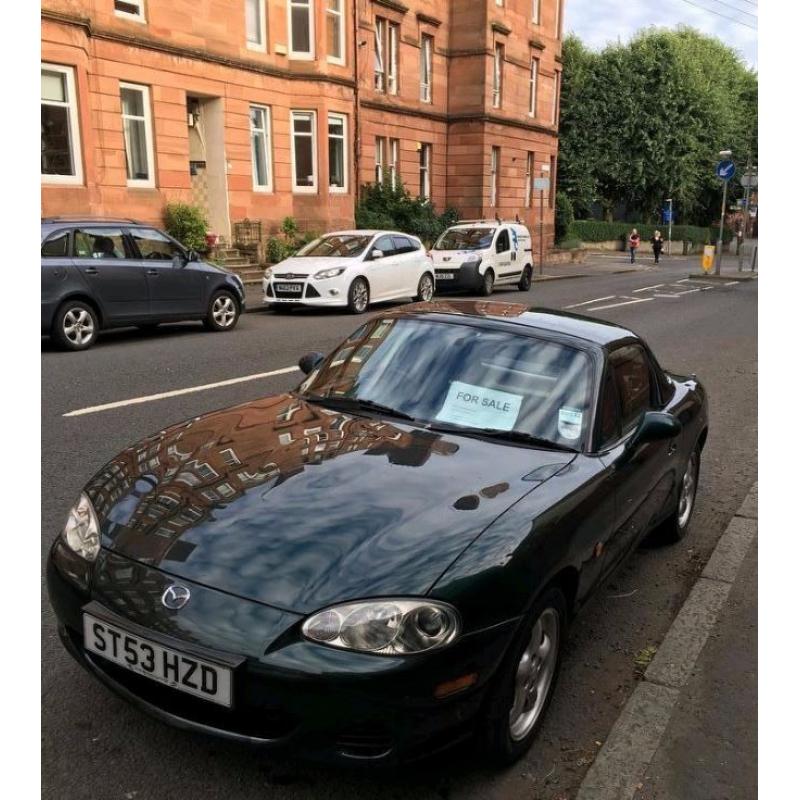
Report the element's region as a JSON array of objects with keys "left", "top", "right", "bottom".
[{"left": 564, "top": 0, "right": 758, "bottom": 68}]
